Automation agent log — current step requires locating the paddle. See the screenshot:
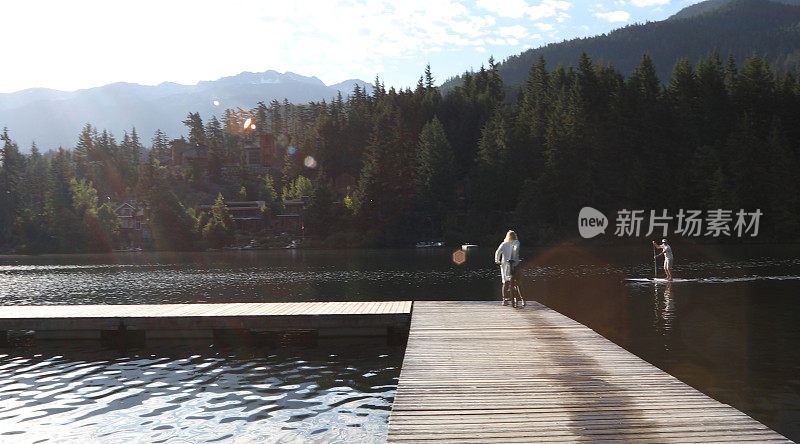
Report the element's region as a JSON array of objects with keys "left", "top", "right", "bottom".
[{"left": 652, "top": 242, "right": 658, "bottom": 279}]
